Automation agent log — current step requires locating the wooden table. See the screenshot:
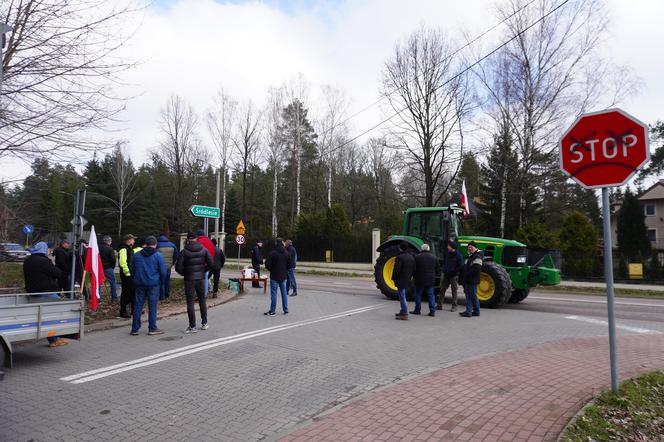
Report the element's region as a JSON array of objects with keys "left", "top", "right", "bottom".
[{"left": 239, "top": 275, "right": 268, "bottom": 294}]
